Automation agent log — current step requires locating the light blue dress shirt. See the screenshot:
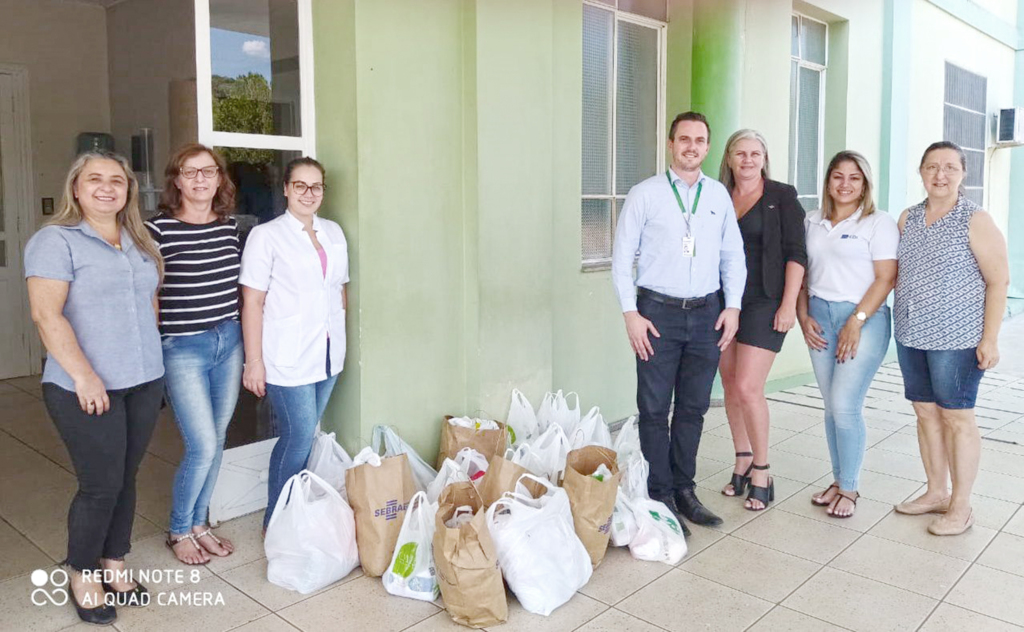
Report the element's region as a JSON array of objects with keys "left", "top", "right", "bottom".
[
  {"left": 612, "top": 168, "right": 746, "bottom": 313},
  {"left": 24, "top": 223, "right": 164, "bottom": 391}
]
